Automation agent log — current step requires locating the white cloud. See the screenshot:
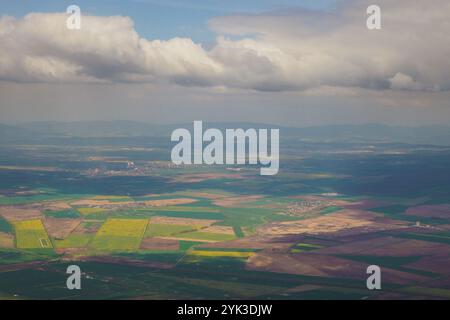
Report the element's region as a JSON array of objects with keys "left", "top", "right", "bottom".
[
  {"left": 0, "top": 13, "right": 222, "bottom": 85},
  {"left": 389, "top": 73, "right": 424, "bottom": 91},
  {"left": 0, "top": 0, "right": 449, "bottom": 93}
]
